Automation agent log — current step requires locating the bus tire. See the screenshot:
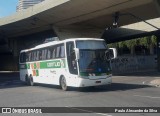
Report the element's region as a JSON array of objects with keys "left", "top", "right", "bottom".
[
  {"left": 25, "top": 75, "right": 29, "bottom": 85},
  {"left": 60, "top": 76, "right": 67, "bottom": 91},
  {"left": 29, "top": 75, "right": 34, "bottom": 86}
]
